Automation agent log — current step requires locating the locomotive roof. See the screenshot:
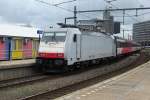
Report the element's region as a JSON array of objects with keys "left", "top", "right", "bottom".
[
  {"left": 0, "top": 24, "right": 39, "bottom": 38},
  {"left": 44, "top": 28, "right": 81, "bottom": 34},
  {"left": 44, "top": 28, "right": 78, "bottom": 31},
  {"left": 44, "top": 28, "right": 68, "bottom": 32}
]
